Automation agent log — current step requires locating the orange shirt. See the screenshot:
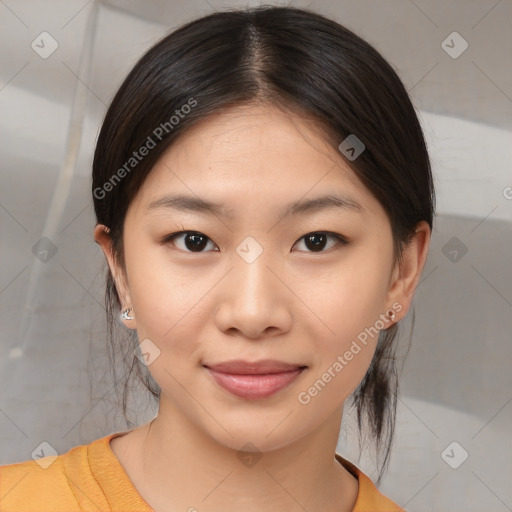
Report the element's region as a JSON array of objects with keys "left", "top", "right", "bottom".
[{"left": 0, "top": 431, "right": 404, "bottom": 511}]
